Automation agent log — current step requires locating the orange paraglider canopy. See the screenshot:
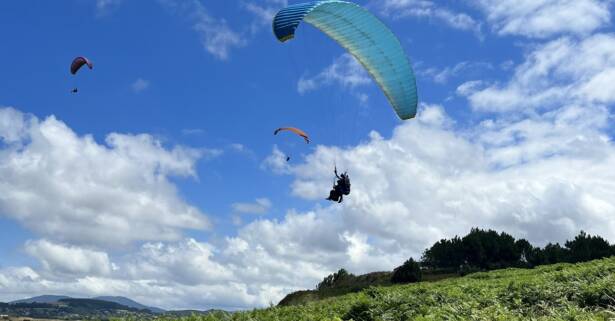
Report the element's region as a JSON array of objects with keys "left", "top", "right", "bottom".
[{"left": 274, "top": 127, "right": 310, "bottom": 144}]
